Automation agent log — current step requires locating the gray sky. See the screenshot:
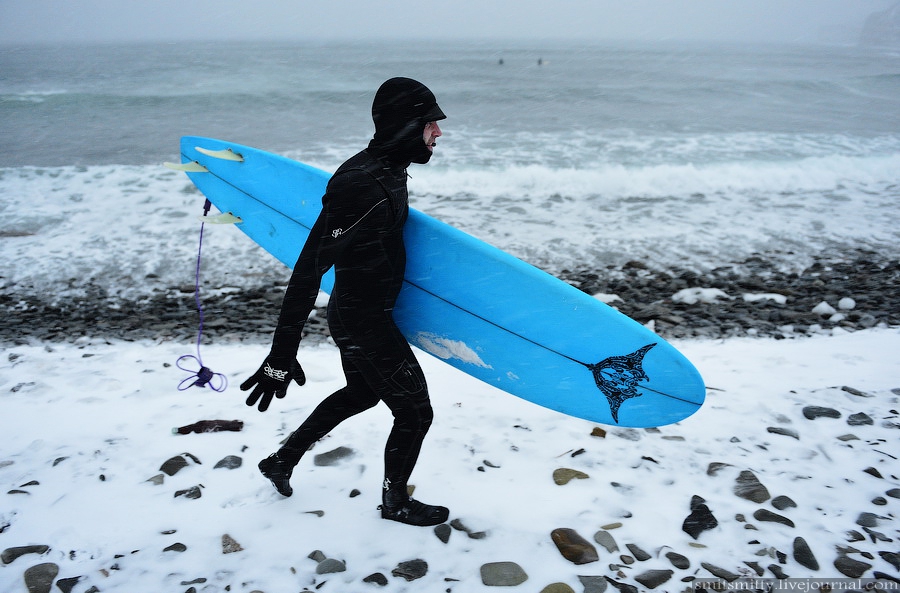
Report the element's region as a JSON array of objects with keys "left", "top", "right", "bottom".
[{"left": 0, "top": 0, "right": 893, "bottom": 45}]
